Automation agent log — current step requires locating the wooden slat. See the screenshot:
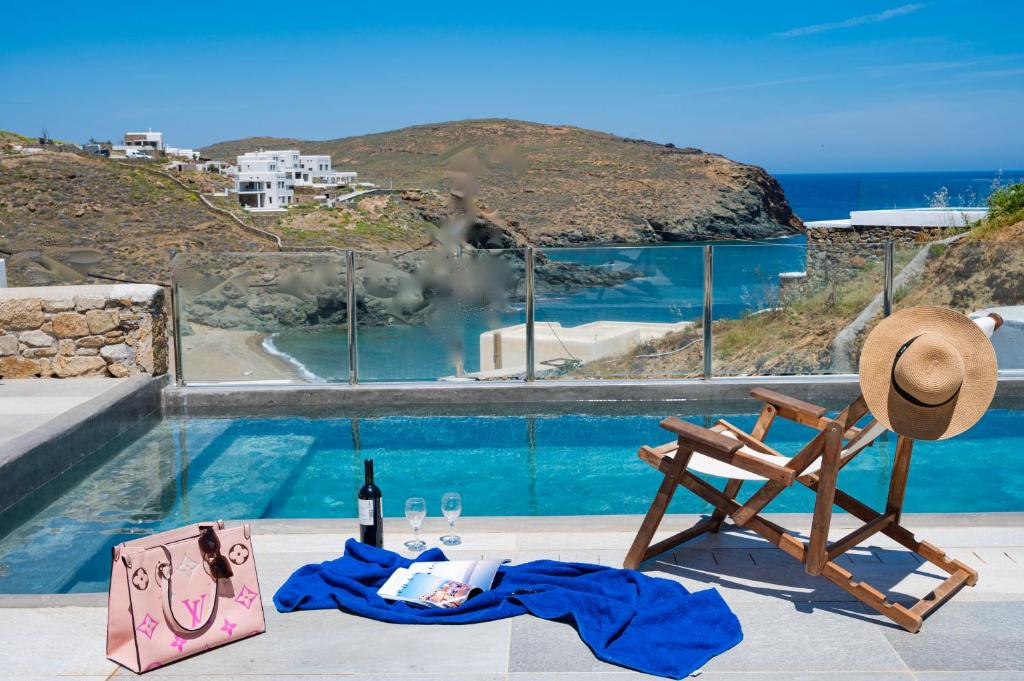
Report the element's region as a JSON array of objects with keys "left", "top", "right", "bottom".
[
  {"left": 835, "top": 394, "right": 870, "bottom": 430},
  {"left": 886, "top": 435, "right": 914, "bottom": 521},
  {"left": 750, "top": 403, "right": 777, "bottom": 440},
  {"left": 909, "top": 569, "right": 972, "bottom": 619},
  {"left": 826, "top": 511, "right": 897, "bottom": 561},
  {"left": 659, "top": 418, "right": 741, "bottom": 456},
  {"left": 749, "top": 388, "right": 827, "bottom": 418},
  {"left": 716, "top": 419, "right": 785, "bottom": 457},
  {"left": 806, "top": 422, "right": 843, "bottom": 575},
  {"left": 642, "top": 517, "right": 720, "bottom": 561},
  {"left": 820, "top": 561, "right": 922, "bottom": 633},
  {"left": 638, "top": 443, "right": 675, "bottom": 470}
]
